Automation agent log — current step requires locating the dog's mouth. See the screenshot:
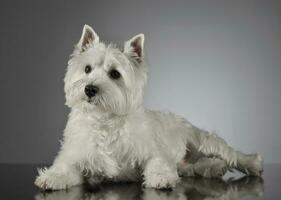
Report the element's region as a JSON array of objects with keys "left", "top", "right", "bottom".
[
  {"left": 87, "top": 98, "right": 94, "bottom": 104},
  {"left": 86, "top": 97, "right": 99, "bottom": 106}
]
